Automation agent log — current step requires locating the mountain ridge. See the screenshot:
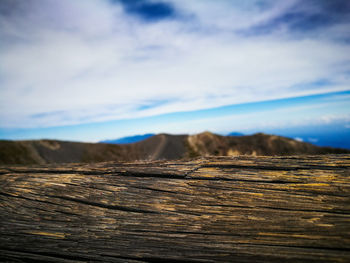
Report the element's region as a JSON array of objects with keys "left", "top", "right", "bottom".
[
  {"left": 1, "top": 132, "right": 349, "bottom": 165},
  {"left": 100, "top": 133, "right": 155, "bottom": 144}
]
